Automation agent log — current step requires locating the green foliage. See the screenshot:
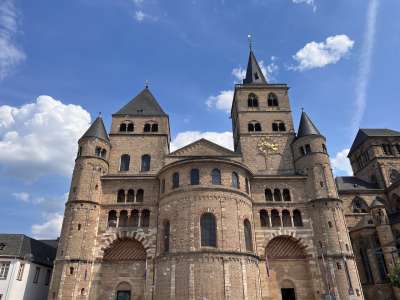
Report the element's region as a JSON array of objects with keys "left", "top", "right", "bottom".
[{"left": 389, "top": 259, "right": 400, "bottom": 288}]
